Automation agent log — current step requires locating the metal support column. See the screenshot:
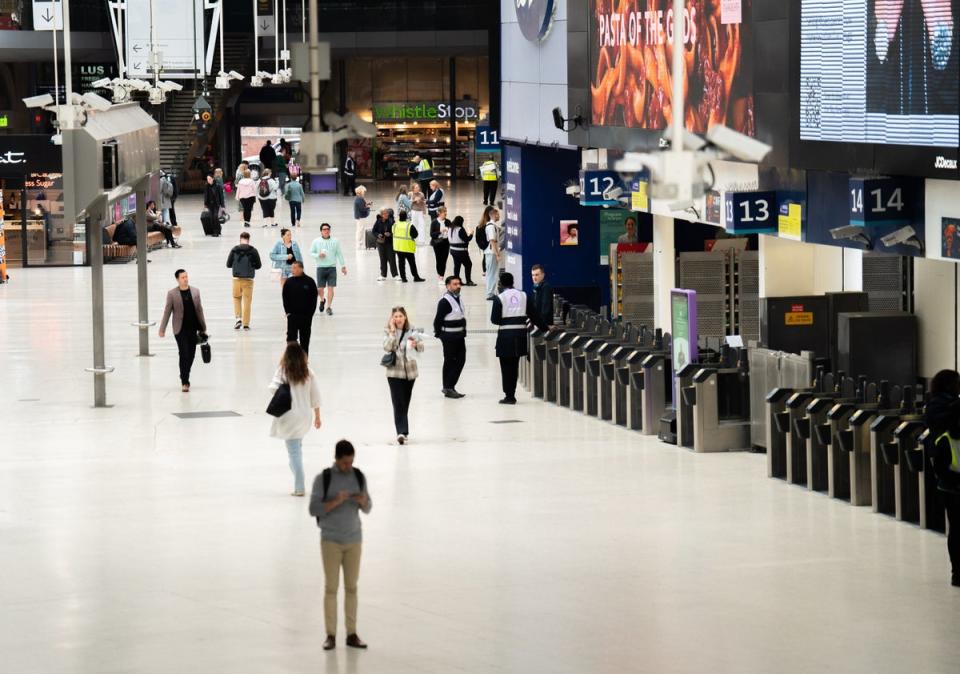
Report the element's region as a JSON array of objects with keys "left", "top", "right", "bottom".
[
  {"left": 448, "top": 56, "right": 457, "bottom": 181},
  {"left": 133, "top": 180, "right": 155, "bottom": 355},
  {"left": 85, "top": 204, "right": 114, "bottom": 407}
]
